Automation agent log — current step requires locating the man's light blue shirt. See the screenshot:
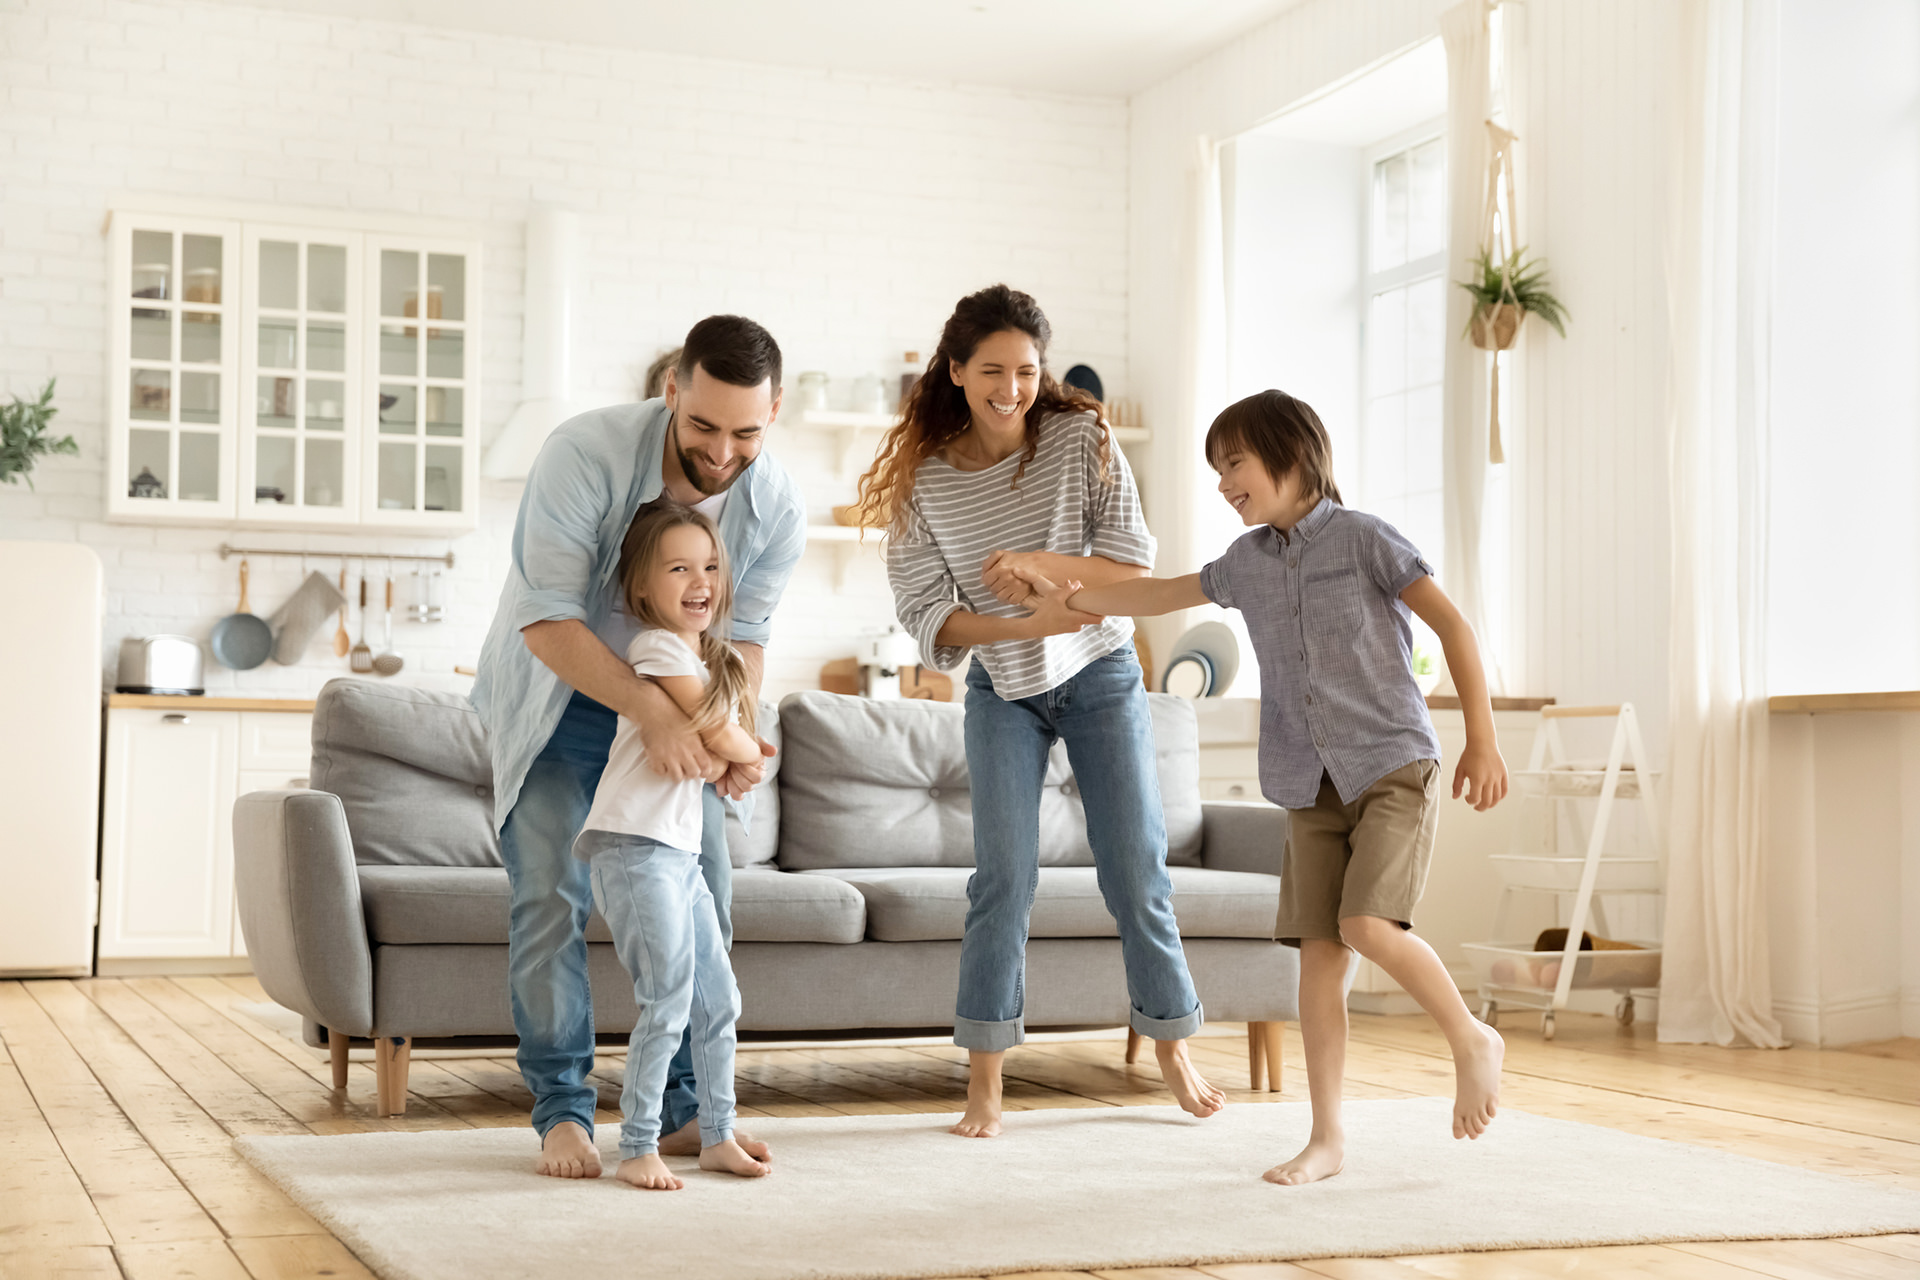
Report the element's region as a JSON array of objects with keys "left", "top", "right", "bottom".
[{"left": 471, "top": 399, "right": 807, "bottom": 832}]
